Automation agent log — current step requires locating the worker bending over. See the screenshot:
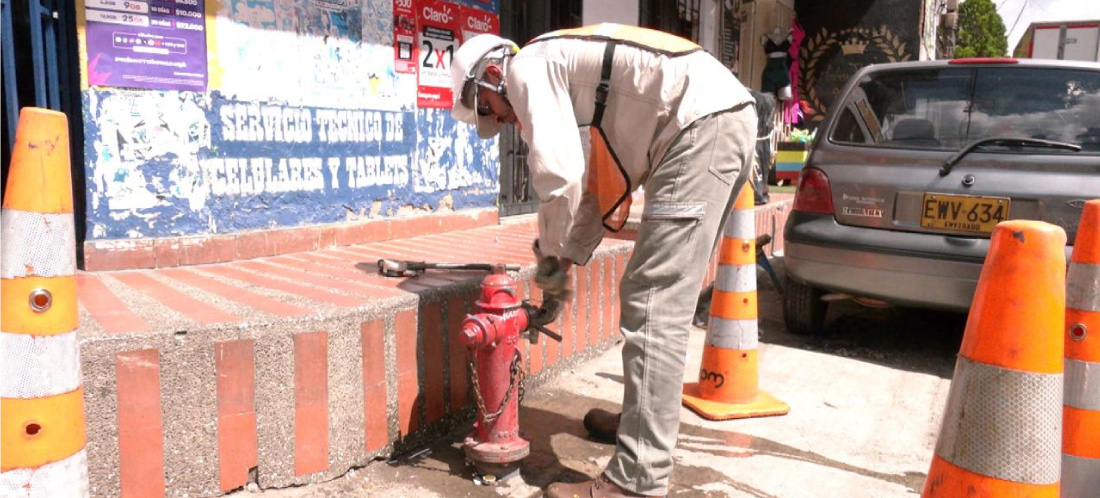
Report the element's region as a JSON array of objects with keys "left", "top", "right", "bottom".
[{"left": 450, "top": 24, "right": 757, "bottom": 498}]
